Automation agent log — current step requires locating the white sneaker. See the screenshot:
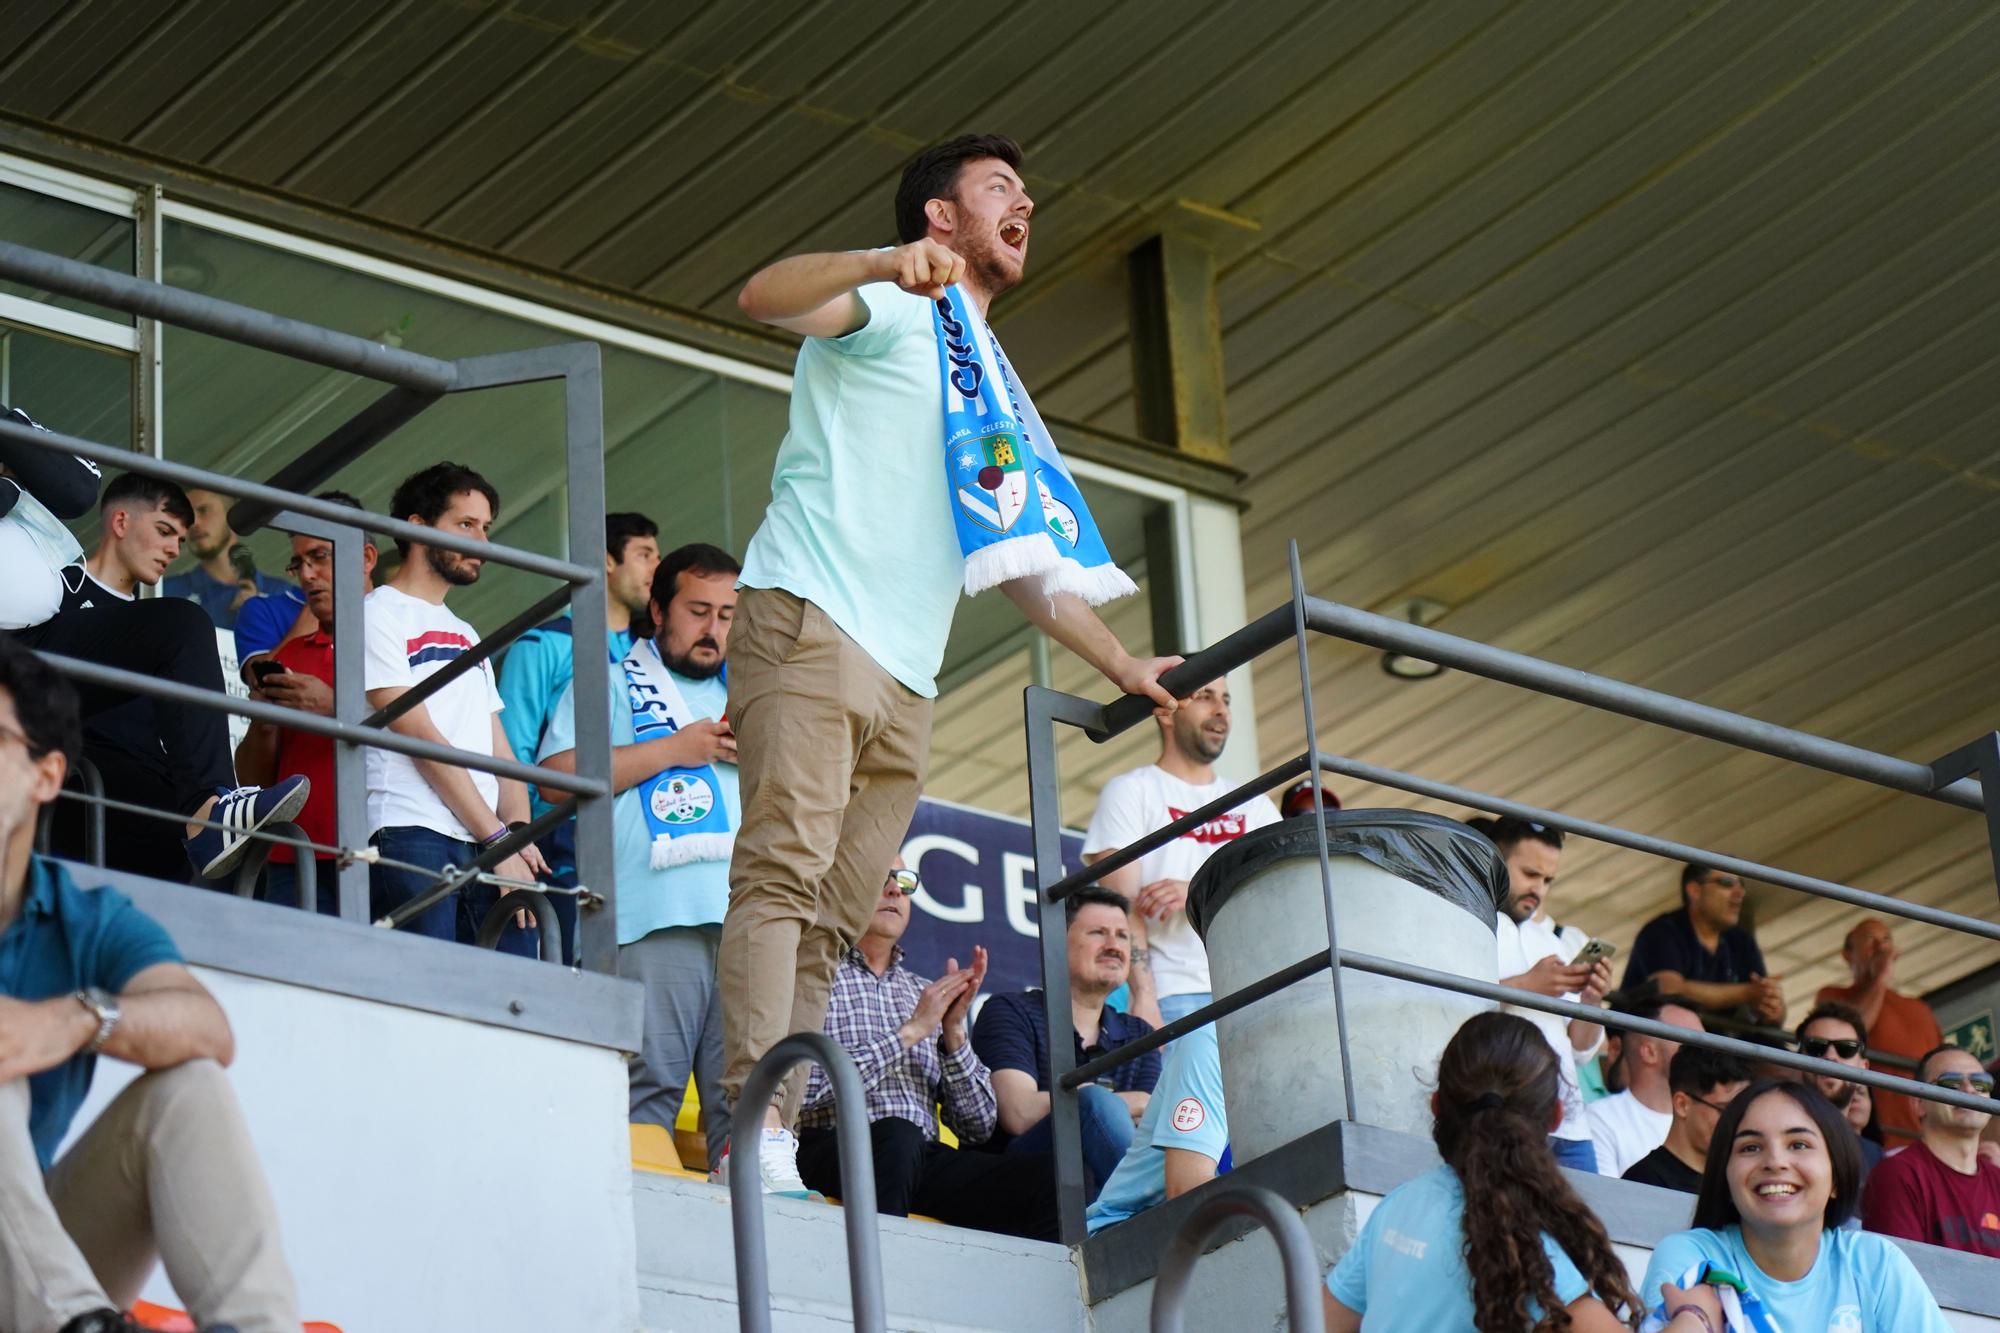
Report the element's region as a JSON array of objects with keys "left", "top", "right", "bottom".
[{"left": 713, "top": 1128, "right": 817, "bottom": 1199}]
